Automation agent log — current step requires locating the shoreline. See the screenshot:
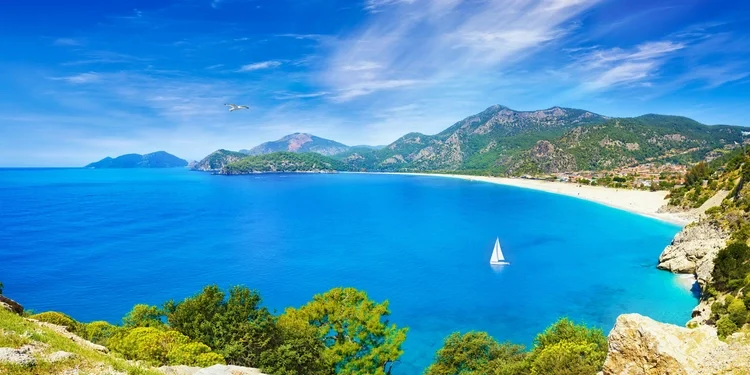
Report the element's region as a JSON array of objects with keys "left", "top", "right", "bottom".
[{"left": 372, "top": 172, "right": 693, "bottom": 226}]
